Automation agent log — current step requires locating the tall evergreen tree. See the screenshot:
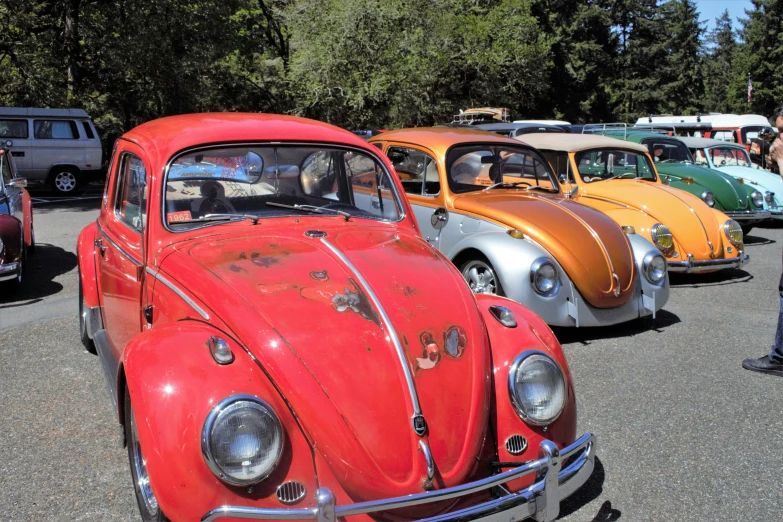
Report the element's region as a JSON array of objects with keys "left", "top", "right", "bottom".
[
  {"left": 659, "top": 0, "right": 704, "bottom": 114},
  {"left": 702, "top": 10, "right": 736, "bottom": 113}
]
